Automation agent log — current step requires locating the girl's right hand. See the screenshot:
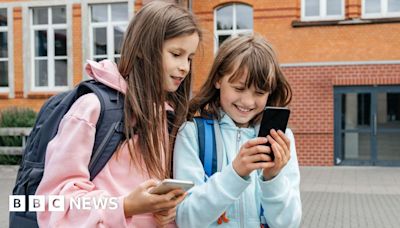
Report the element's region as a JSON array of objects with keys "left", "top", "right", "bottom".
[
  {"left": 232, "top": 137, "right": 275, "bottom": 177},
  {"left": 123, "top": 179, "right": 186, "bottom": 217}
]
